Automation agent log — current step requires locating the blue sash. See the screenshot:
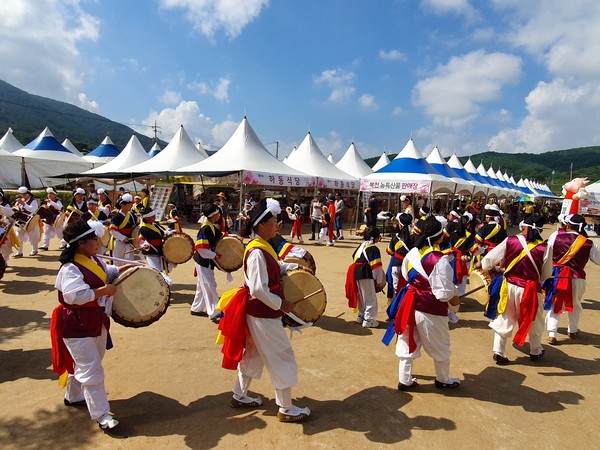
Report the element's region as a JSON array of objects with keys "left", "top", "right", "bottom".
[
  {"left": 484, "top": 275, "right": 505, "bottom": 320},
  {"left": 542, "top": 265, "right": 561, "bottom": 310},
  {"left": 382, "top": 270, "right": 417, "bottom": 346}
]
